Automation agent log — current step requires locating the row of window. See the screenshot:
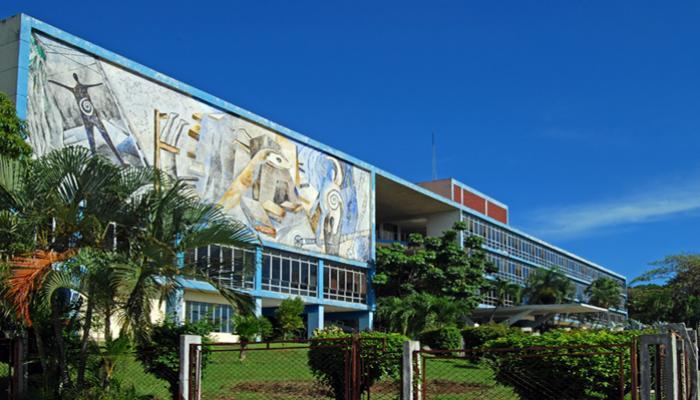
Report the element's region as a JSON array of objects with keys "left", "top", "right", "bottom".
[
  {"left": 186, "top": 245, "right": 368, "bottom": 304},
  {"left": 324, "top": 263, "right": 367, "bottom": 304},
  {"left": 486, "top": 252, "right": 623, "bottom": 308},
  {"left": 488, "top": 254, "right": 532, "bottom": 285},
  {"left": 464, "top": 214, "right": 625, "bottom": 289},
  {"left": 261, "top": 250, "right": 319, "bottom": 297},
  {"left": 185, "top": 301, "right": 234, "bottom": 333},
  {"left": 185, "top": 245, "right": 255, "bottom": 289}
]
